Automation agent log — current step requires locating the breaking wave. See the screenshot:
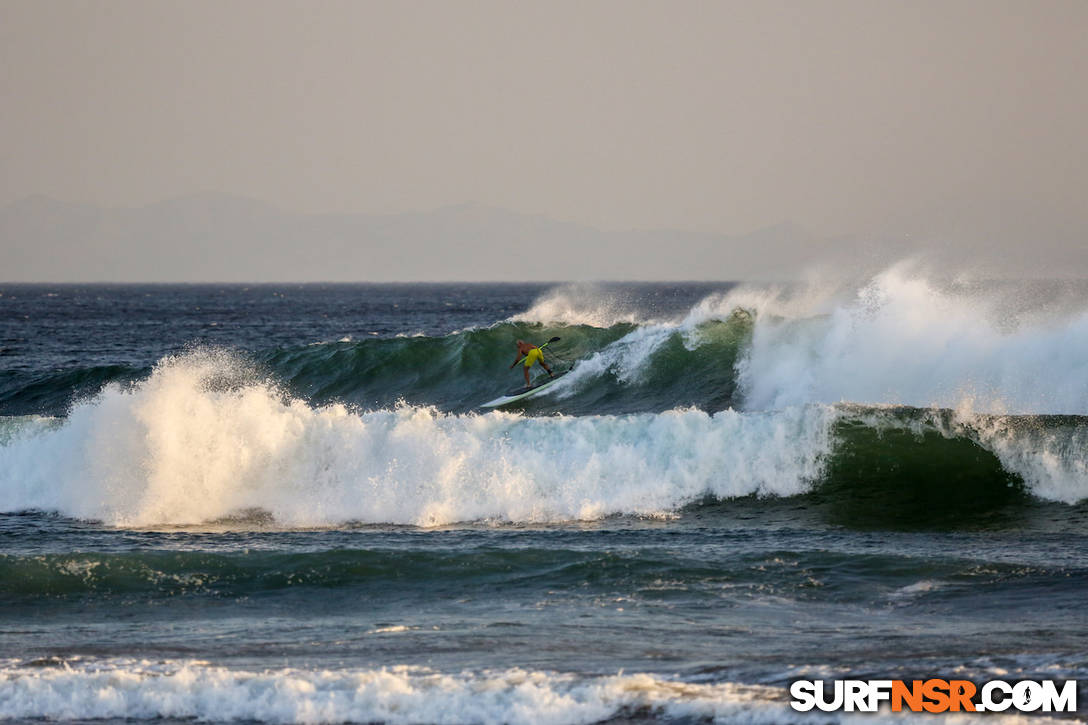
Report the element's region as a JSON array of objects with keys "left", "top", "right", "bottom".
[
  {"left": 0, "top": 347, "right": 1086, "bottom": 528},
  {"left": 0, "top": 658, "right": 801, "bottom": 725},
  {"left": 5, "top": 269, "right": 1088, "bottom": 420},
  {"left": 0, "top": 351, "right": 834, "bottom": 526},
  {"left": 2, "top": 268, "right": 1088, "bottom": 527}
]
